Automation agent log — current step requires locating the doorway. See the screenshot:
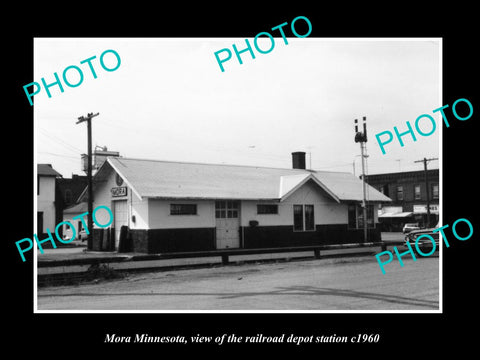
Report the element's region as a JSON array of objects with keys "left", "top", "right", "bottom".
[
  {"left": 215, "top": 200, "right": 240, "bottom": 249},
  {"left": 113, "top": 200, "right": 128, "bottom": 249}
]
